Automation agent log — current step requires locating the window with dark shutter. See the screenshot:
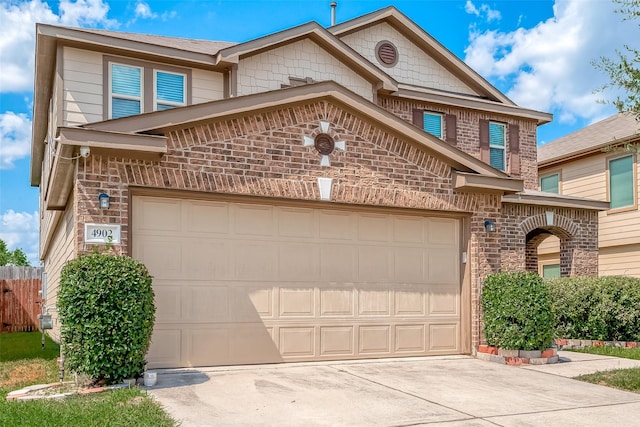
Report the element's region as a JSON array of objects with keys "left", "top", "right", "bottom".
[
  {"left": 445, "top": 114, "right": 457, "bottom": 146},
  {"left": 479, "top": 119, "right": 490, "bottom": 163},
  {"left": 509, "top": 124, "right": 520, "bottom": 175}
]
